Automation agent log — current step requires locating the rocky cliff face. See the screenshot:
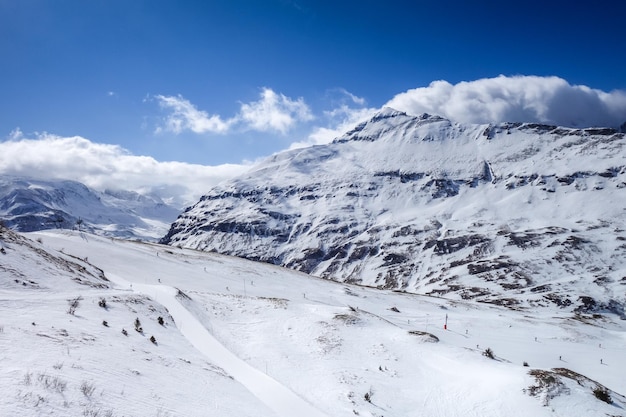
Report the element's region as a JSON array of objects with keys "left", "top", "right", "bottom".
[{"left": 162, "top": 109, "right": 626, "bottom": 314}]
